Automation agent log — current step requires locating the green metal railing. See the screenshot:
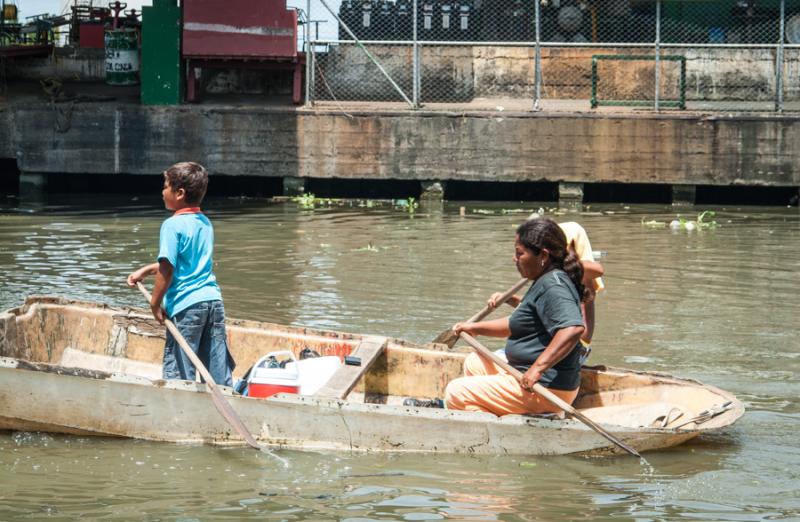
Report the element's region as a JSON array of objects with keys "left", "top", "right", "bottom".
[{"left": 591, "top": 54, "right": 686, "bottom": 110}]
